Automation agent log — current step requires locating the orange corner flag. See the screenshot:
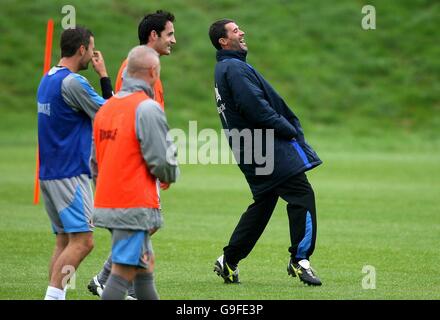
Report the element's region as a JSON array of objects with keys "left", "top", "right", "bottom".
[{"left": 34, "top": 18, "right": 54, "bottom": 205}]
